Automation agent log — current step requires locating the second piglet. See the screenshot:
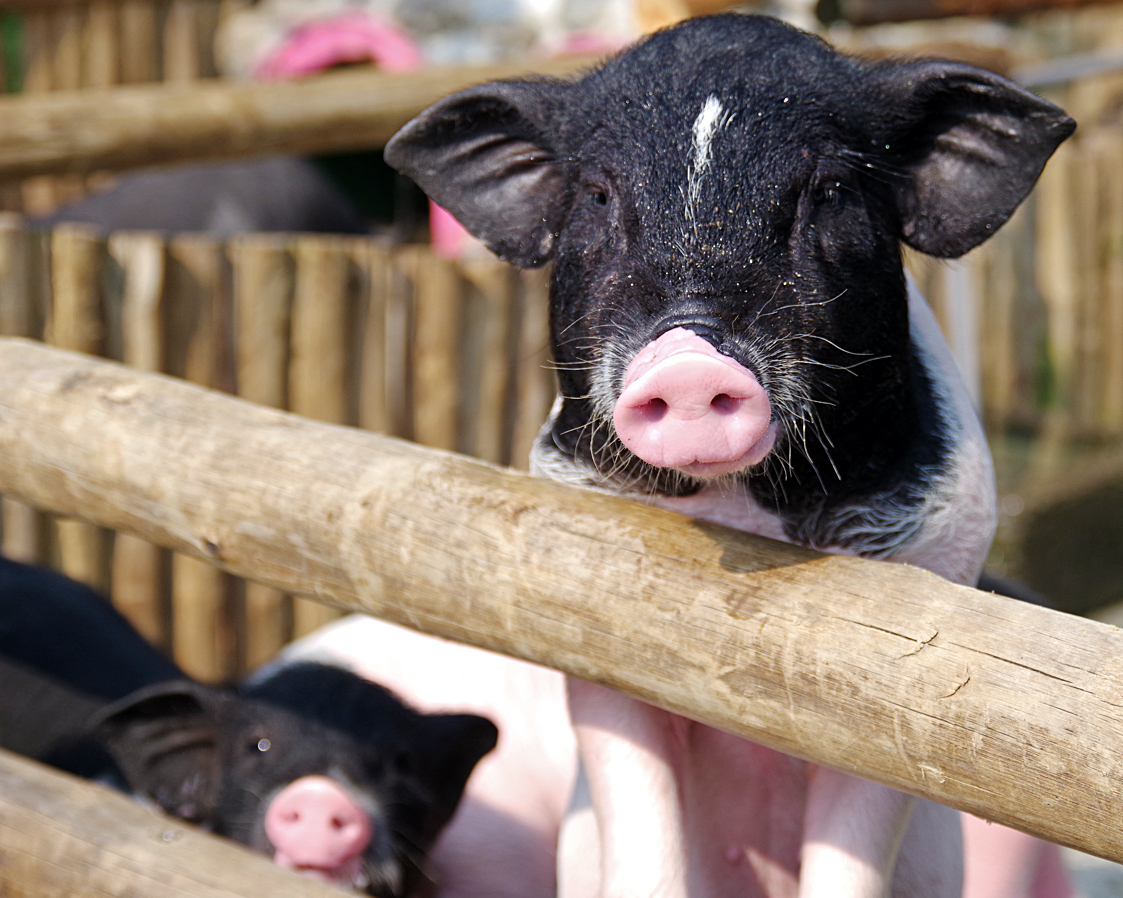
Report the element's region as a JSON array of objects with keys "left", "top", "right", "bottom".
[
  {"left": 386, "top": 13, "right": 1074, "bottom": 898},
  {"left": 0, "top": 556, "right": 497, "bottom": 897}
]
